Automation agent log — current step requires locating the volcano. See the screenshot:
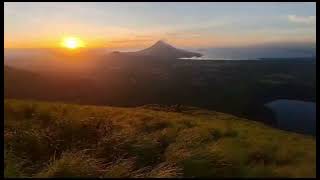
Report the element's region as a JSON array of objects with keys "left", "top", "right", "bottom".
[{"left": 124, "top": 40, "right": 202, "bottom": 59}]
